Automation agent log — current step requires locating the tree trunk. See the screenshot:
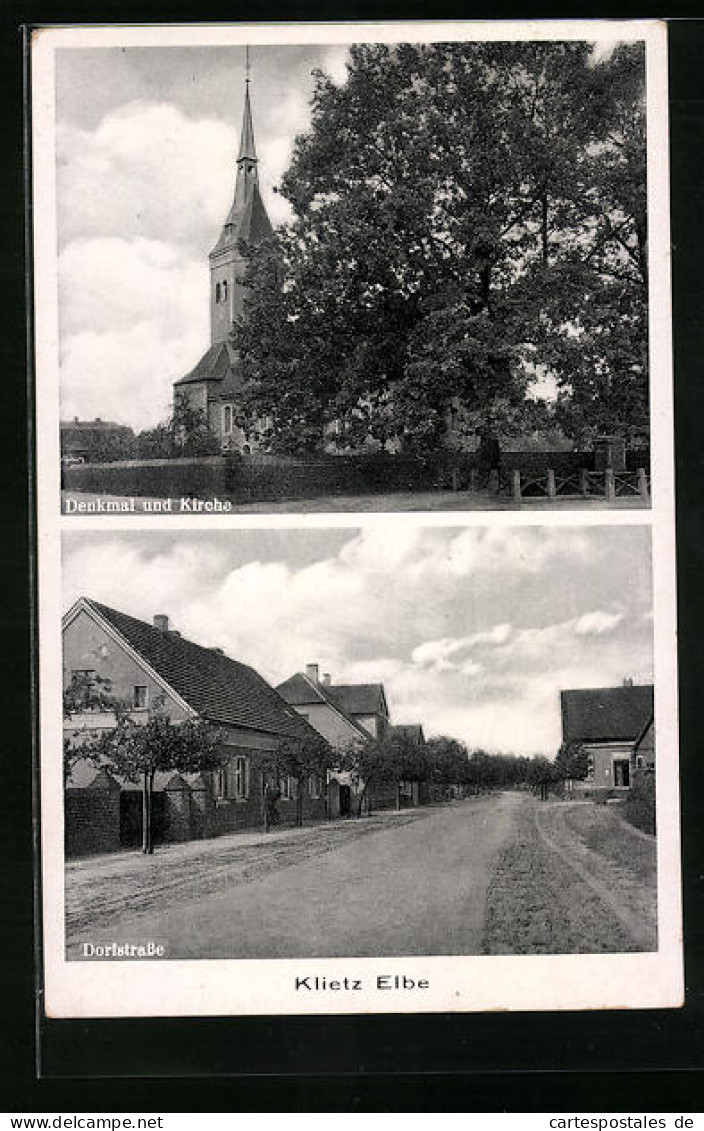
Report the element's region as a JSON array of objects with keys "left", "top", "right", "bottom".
[
  {"left": 296, "top": 777, "right": 303, "bottom": 828},
  {"left": 541, "top": 194, "right": 549, "bottom": 266},
  {"left": 396, "top": 783, "right": 402, "bottom": 812},
  {"left": 142, "top": 769, "right": 154, "bottom": 855},
  {"left": 261, "top": 771, "right": 269, "bottom": 834}
]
